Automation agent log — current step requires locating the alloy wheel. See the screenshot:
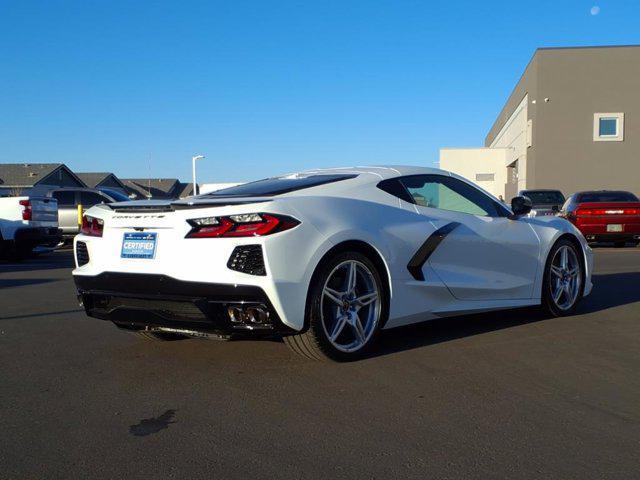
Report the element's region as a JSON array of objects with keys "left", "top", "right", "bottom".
[
  {"left": 320, "top": 260, "right": 382, "bottom": 353},
  {"left": 549, "top": 245, "right": 582, "bottom": 311}
]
